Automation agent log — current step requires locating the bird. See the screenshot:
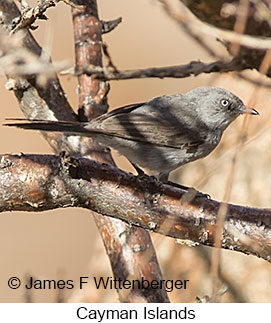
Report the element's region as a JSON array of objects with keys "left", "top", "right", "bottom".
[{"left": 5, "top": 87, "right": 259, "bottom": 183}]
